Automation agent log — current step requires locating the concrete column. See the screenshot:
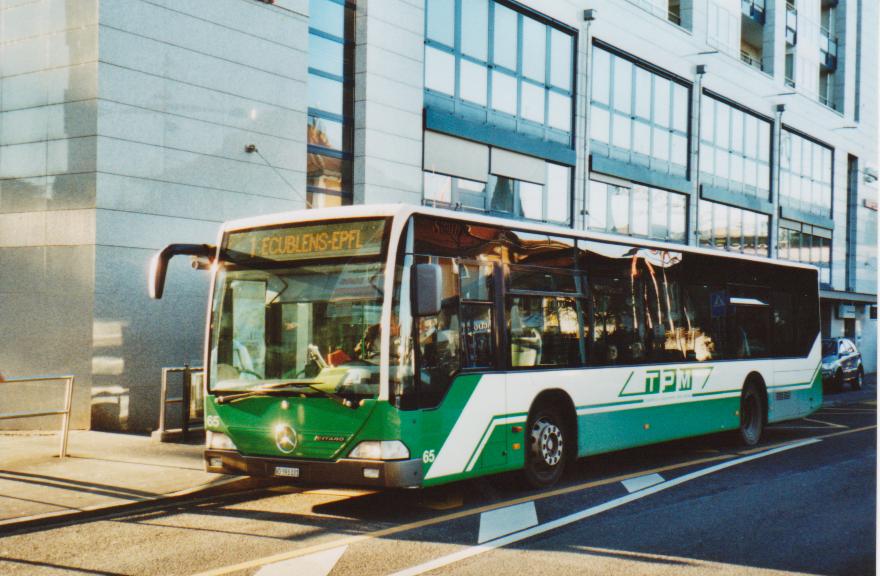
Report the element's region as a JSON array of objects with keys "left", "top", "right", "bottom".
[{"left": 353, "top": 0, "right": 425, "bottom": 207}]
